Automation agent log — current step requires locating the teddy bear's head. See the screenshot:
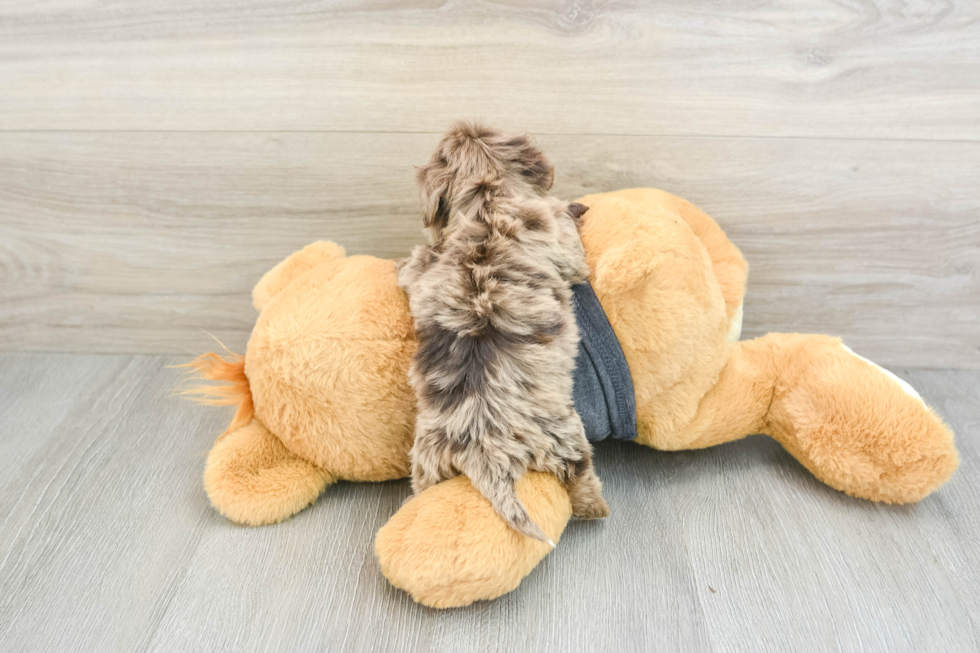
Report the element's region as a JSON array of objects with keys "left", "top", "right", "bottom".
[{"left": 246, "top": 249, "right": 417, "bottom": 481}]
